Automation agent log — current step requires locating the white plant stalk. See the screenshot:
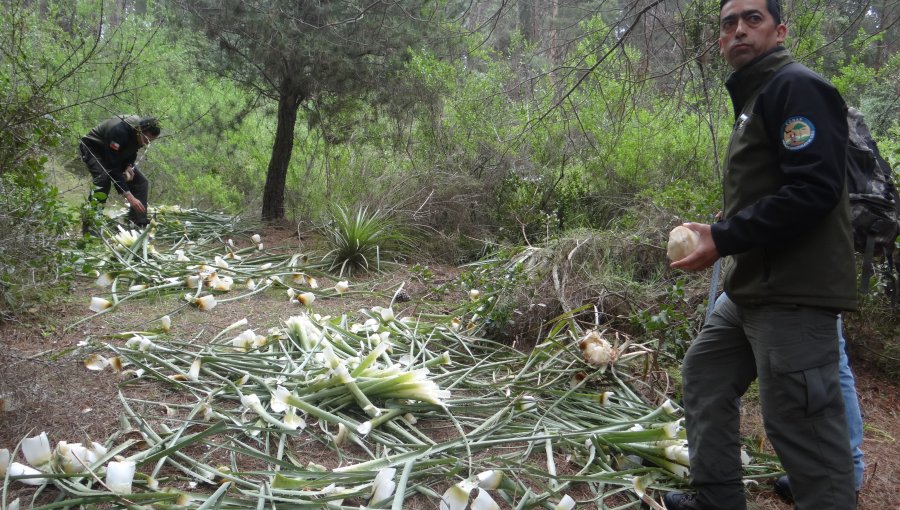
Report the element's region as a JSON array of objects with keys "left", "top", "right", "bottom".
[
  {"left": 0, "top": 448, "right": 9, "bottom": 477},
  {"left": 8, "top": 462, "right": 48, "bottom": 485},
  {"left": 95, "top": 273, "right": 114, "bottom": 287},
  {"left": 105, "top": 460, "right": 136, "bottom": 493},
  {"left": 476, "top": 470, "right": 502, "bottom": 489},
  {"left": 22, "top": 431, "right": 51, "bottom": 466},
  {"left": 89, "top": 297, "right": 113, "bottom": 313},
  {"left": 439, "top": 481, "right": 472, "bottom": 510},
  {"left": 370, "top": 467, "right": 397, "bottom": 505},
  {"left": 554, "top": 494, "right": 576, "bottom": 510},
  {"left": 188, "top": 358, "right": 202, "bottom": 381},
  {"left": 159, "top": 315, "right": 172, "bottom": 332},
  {"left": 84, "top": 354, "right": 109, "bottom": 371},
  {"left": 55, "top": 442, "right": 94, "bottom": 474},
  {"left": 471, "top": 488, "right": 500, "bottom": 510}
]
